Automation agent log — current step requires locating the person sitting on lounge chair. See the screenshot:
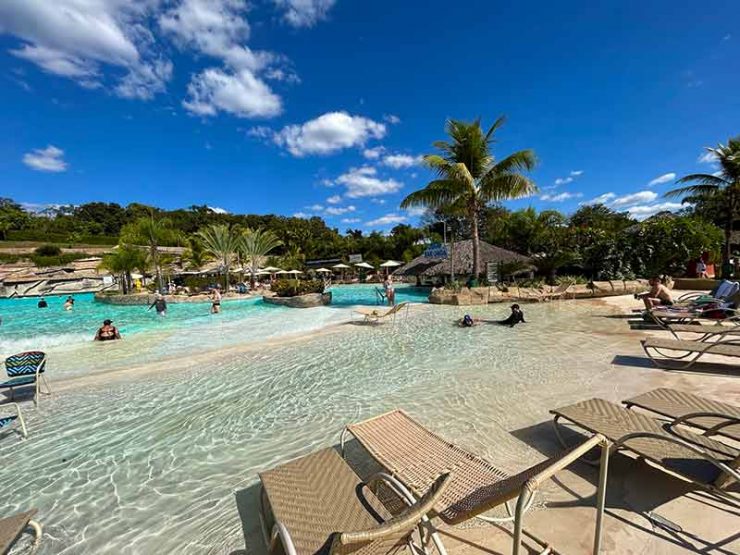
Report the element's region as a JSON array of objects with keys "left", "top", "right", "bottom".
[
  {"left": 497, "top": 304, "right": 526, "bottom": 327},
  {"left": 636, "top": 276, "right": 673, "bottom": 309},
  {"left": 94, "top": 319, "right": 121, "bottom": 341}
]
